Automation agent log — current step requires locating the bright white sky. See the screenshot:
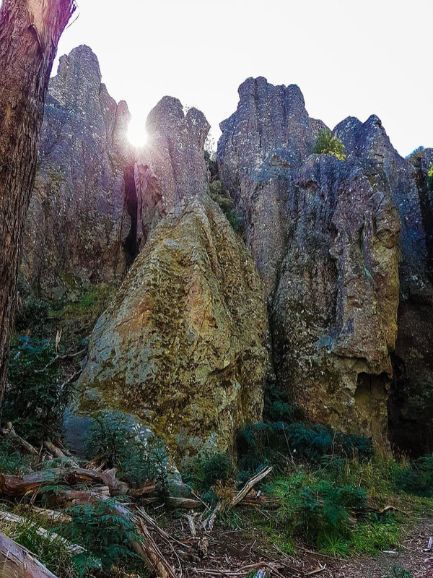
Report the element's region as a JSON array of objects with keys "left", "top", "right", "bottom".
[{"left": 54, "top": 0, "right": 432, "bottom": 154}]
